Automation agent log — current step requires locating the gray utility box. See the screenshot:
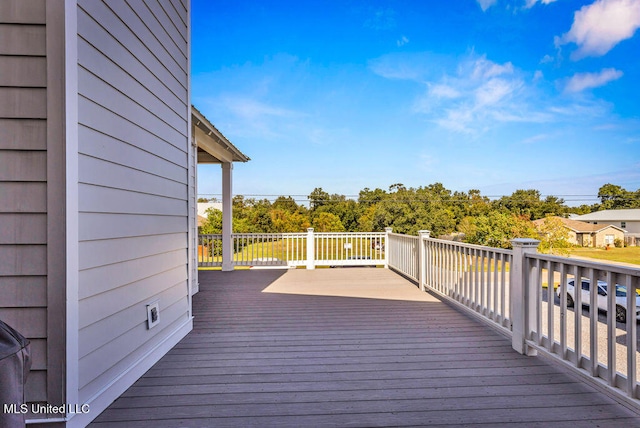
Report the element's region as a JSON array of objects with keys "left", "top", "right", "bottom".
[{"left": 0, "top": 320, "right": 32, "bottom": 428}]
